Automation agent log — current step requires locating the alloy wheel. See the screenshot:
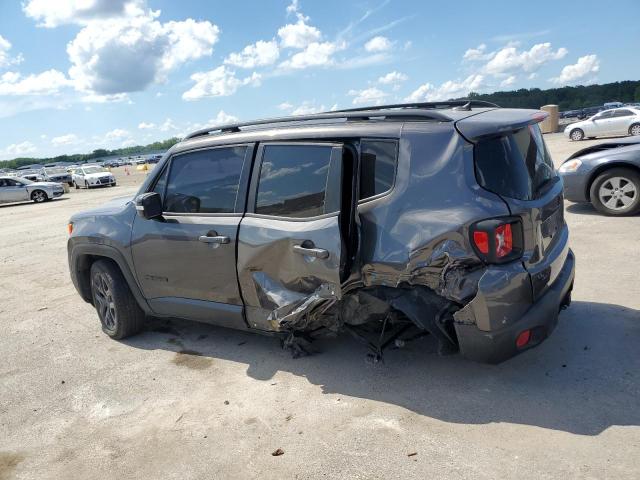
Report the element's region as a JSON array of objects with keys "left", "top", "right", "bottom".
[
  {"left": 93, "top": 273, "right": 117, "bottom": 330},
  {"left": 32, "top": 191, "right": 46, "bottom": 202},
  {"left": 631, "top": 124, "right": 640, "bottom": 136},
  {"left": 598, "top": 176, "right": 637, "bottom": 211}
]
